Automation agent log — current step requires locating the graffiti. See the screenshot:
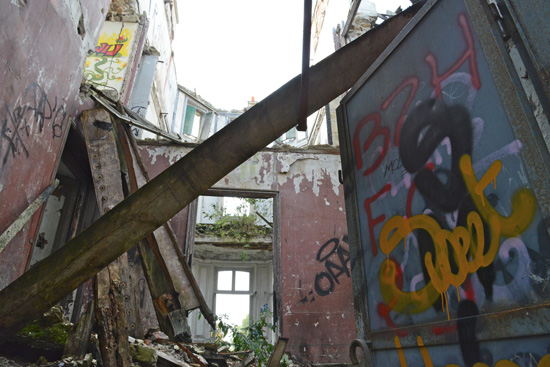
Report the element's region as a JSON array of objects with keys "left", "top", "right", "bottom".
[
  {"left": 314, "top": 236, "right": 351, "bottom": 296},
  {"left": 83, "top": 22, "right": 137, "bottom": 92},
  {"left": 378, "top": 153, "right": 536, "bottom": 318},
  {"left": 393, "top": 336, "right": 550, "bottom": 367},
  {"left": 298, "top": 236, "right": 351, "bottom": 303},
  {"left": 344, "top": 3, "right": 550, "bottom": 341},
  {"left": 1, "top": 83, "right": 67, "bottom": 165},
  {"left": 94, "top": 43, "right": 124, "bottom": 57}
]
